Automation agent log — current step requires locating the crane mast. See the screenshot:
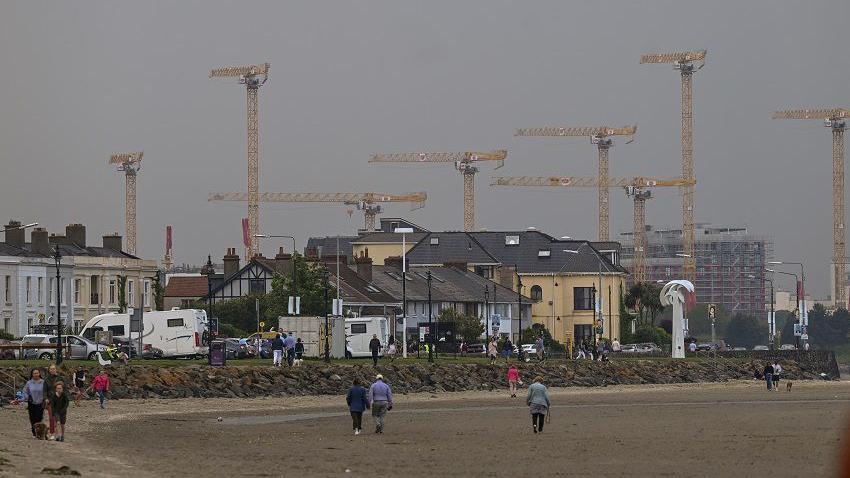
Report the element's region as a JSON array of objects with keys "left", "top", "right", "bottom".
[
  {"left": 774, "top": 108, "right": 849, "bottom": 306},
  {"left": 109, "top": 152, "right": 143, "bottom": 256},
  {"left": 641, "top": 50, "right": 706, "bottom": 283},
  {"left": 210, "top": 63, "right": 270, "bottom": 259},
  {"left": 515, "top": 125, "right": 636, "bottom": 241}
]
